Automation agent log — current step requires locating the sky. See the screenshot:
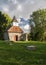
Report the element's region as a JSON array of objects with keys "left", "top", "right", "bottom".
[
  {"left": 0, "top": 0, "right": 46, "bottom": 33},
  {"left": 0, "top": 0, "right": 46, "bottom": 19}
]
